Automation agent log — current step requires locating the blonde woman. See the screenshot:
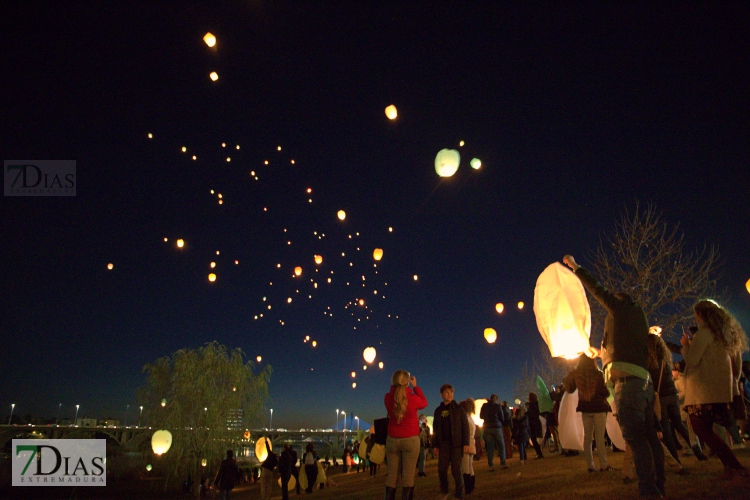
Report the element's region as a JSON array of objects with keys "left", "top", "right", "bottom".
[
  {"left": 384, "top": 370, "right": 428, "bottom": 500},
  {"left": 681, "top": 299, "right": 749, "bottom": 480},
  {"left": 459, "top": 399, "right": 477, "bottom": 497}
]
